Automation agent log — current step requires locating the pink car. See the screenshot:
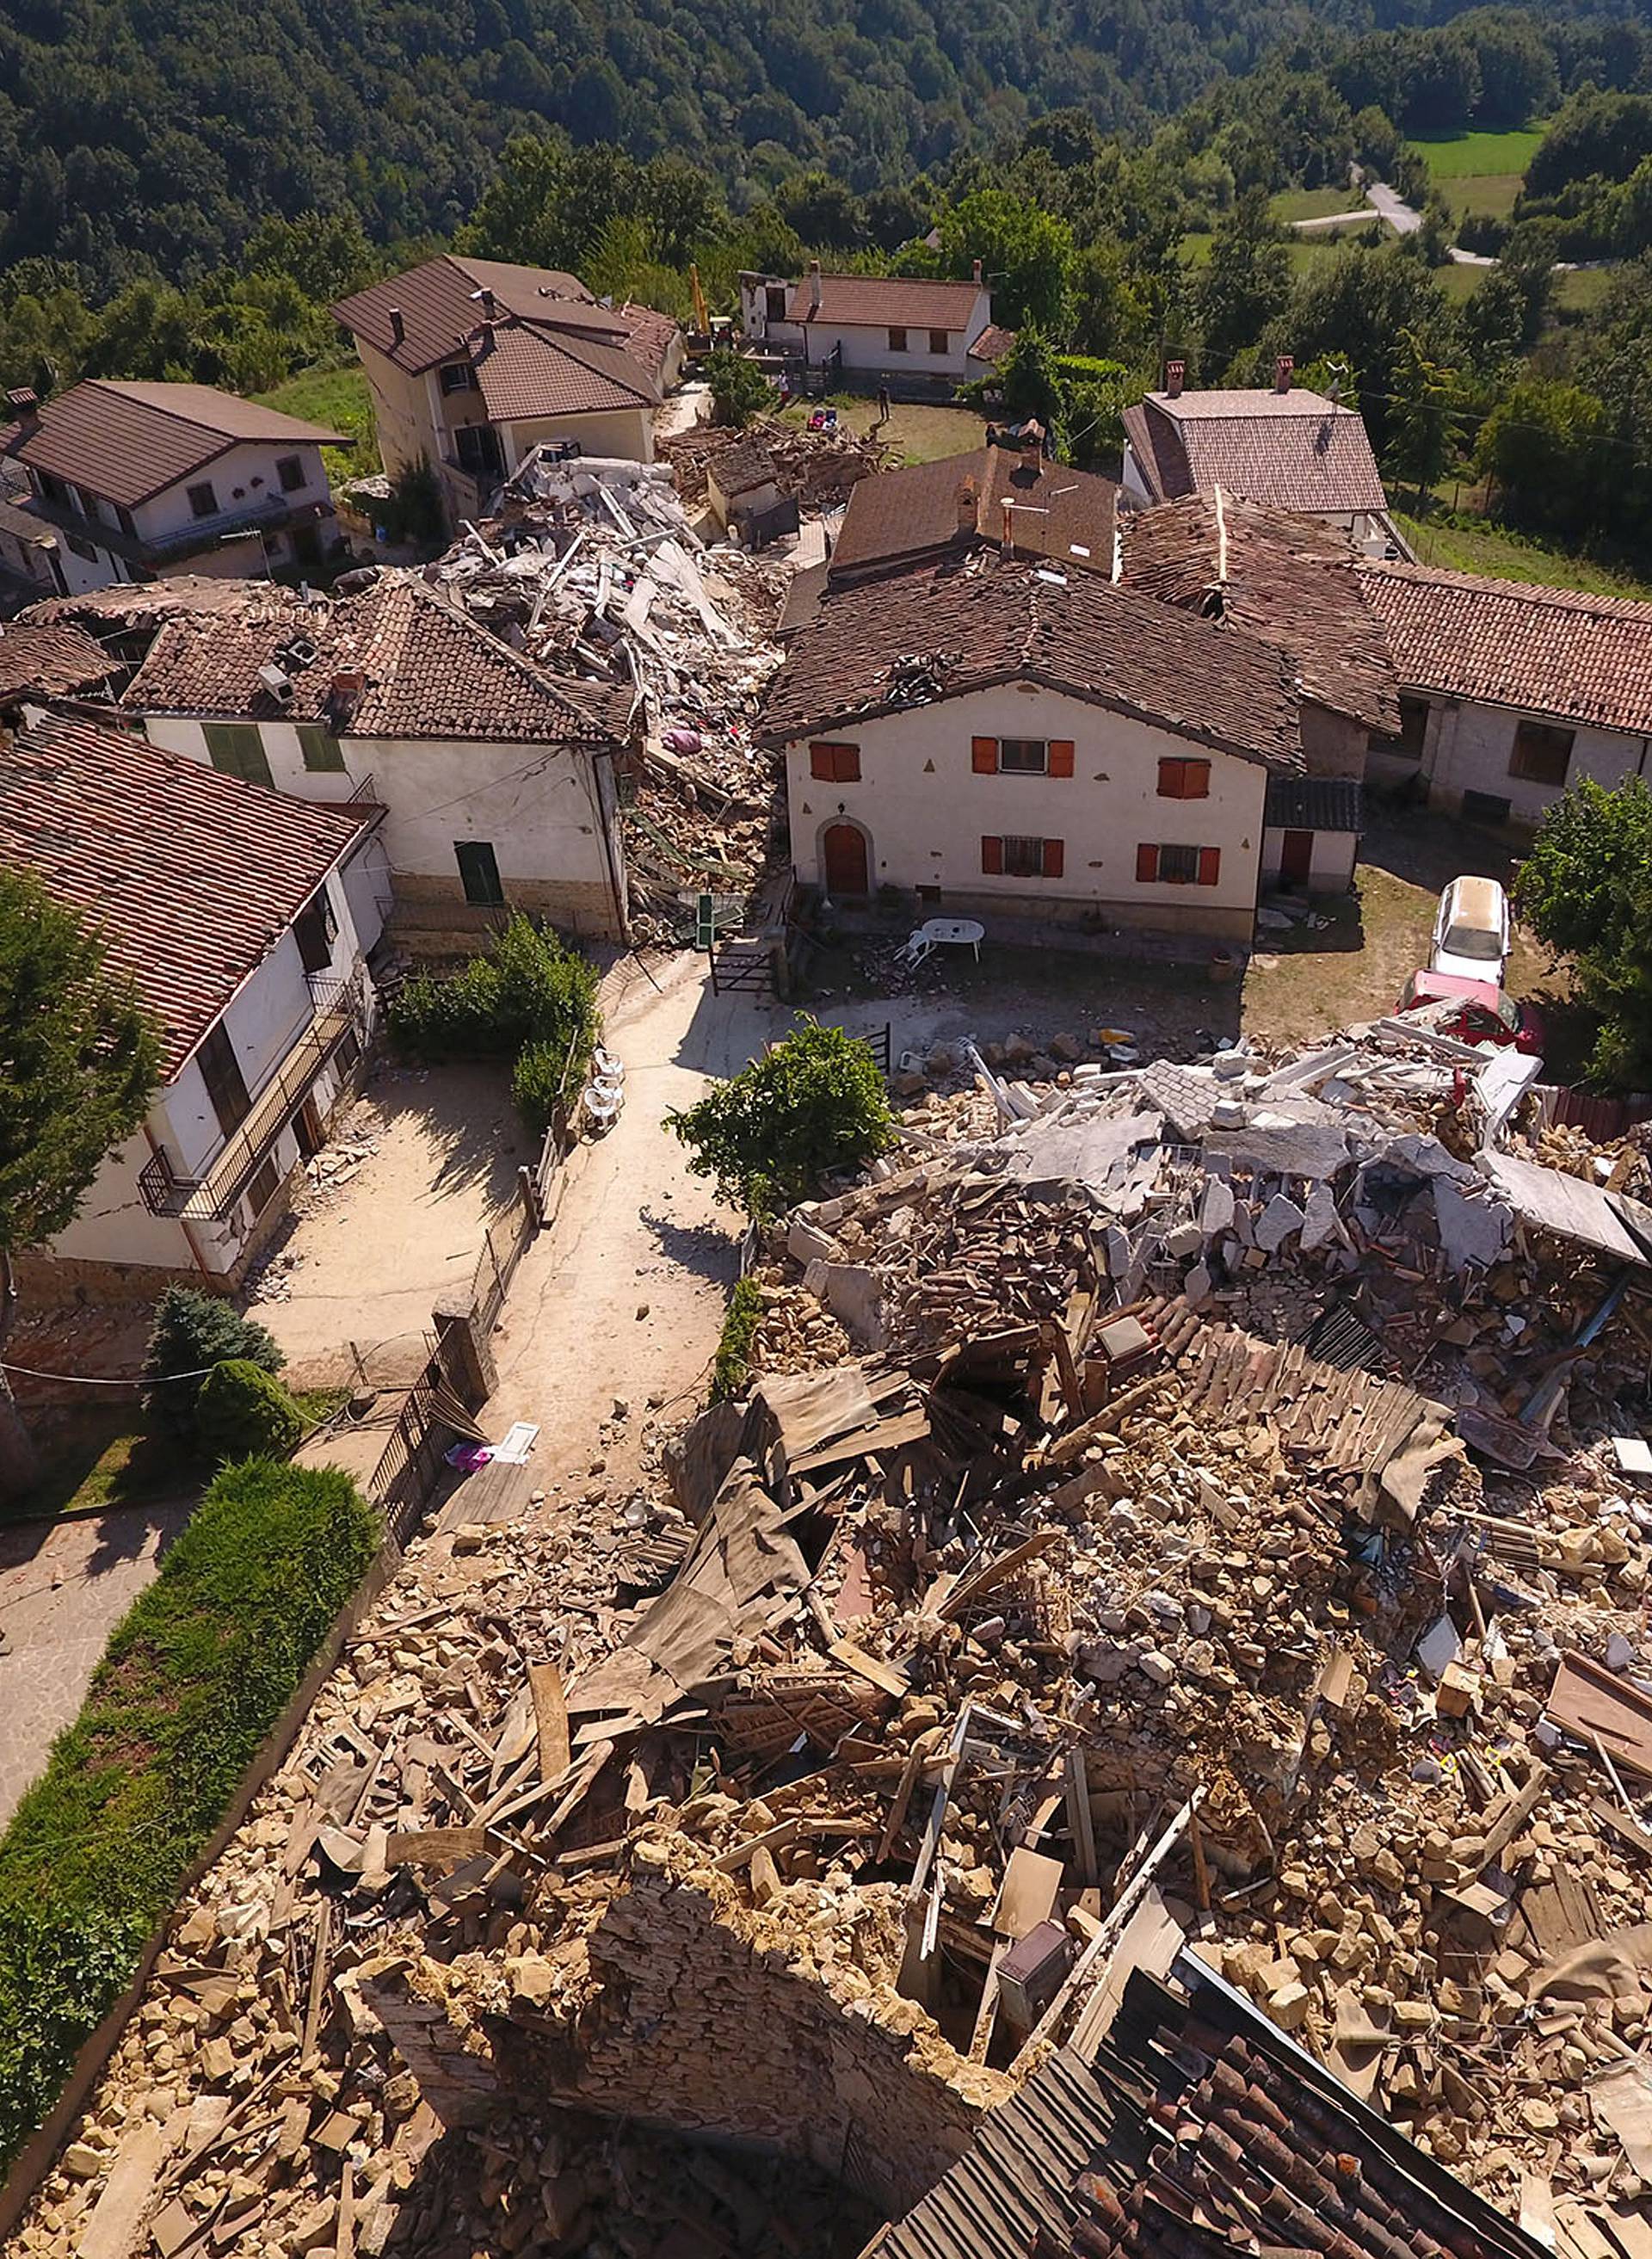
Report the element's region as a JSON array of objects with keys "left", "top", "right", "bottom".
[{"left": 1396, "top": 969, "right": 1544, "bottom": 1054}]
